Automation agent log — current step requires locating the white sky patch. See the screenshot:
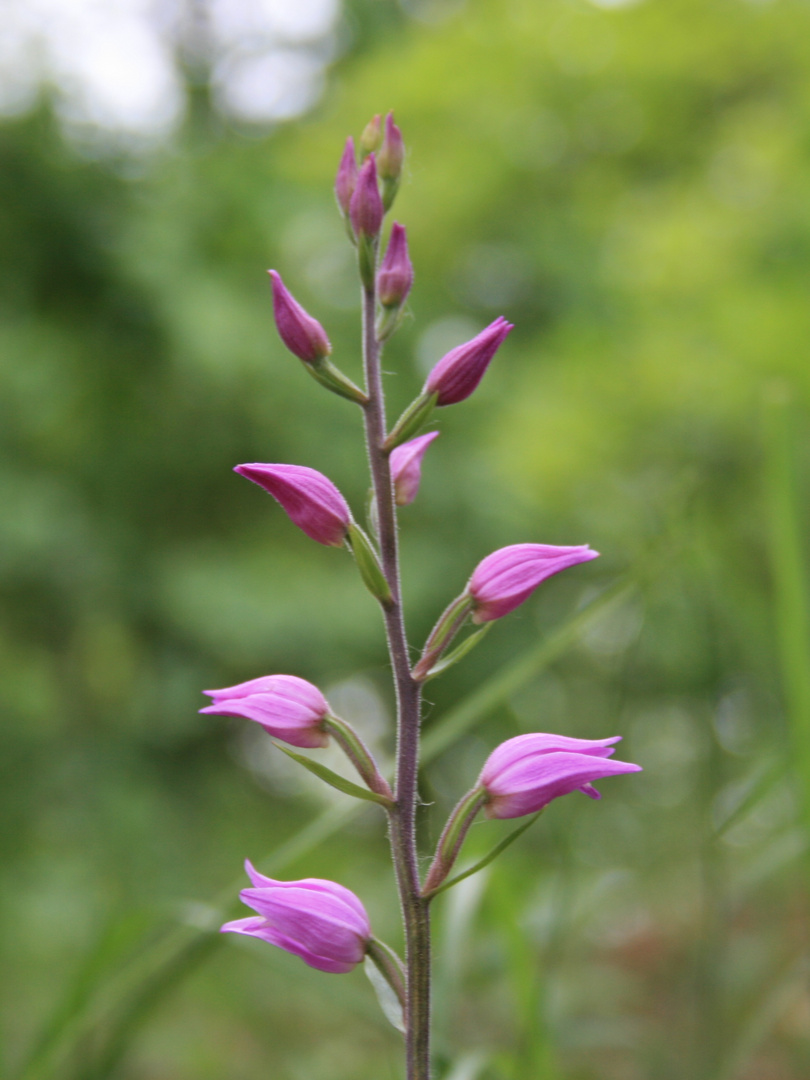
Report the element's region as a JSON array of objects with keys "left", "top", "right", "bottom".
[{"left": 0, "top": 0, "right": 340, "bottom": 141}]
